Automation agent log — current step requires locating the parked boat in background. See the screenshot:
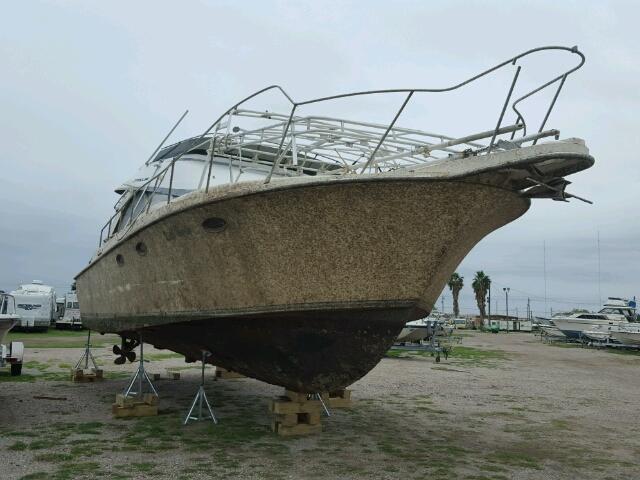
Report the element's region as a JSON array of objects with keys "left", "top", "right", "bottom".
[
  {"left": 552, "top": 298, "right": 637, "bottom": 339},
  {"left": 10, "top": 281, "right": 57, "bottom": 331},
  {"left": 396, "top": 316, "right": 446, "bottom": 343},
  {"left": 0, "top": 293, "right": 20, "bottom": 344},
  {"left": 0, "top": 292, "right": 24, "bottom": 376},
  {"left": 610, "top": 324, "right": 640, "bottom": 346}
]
